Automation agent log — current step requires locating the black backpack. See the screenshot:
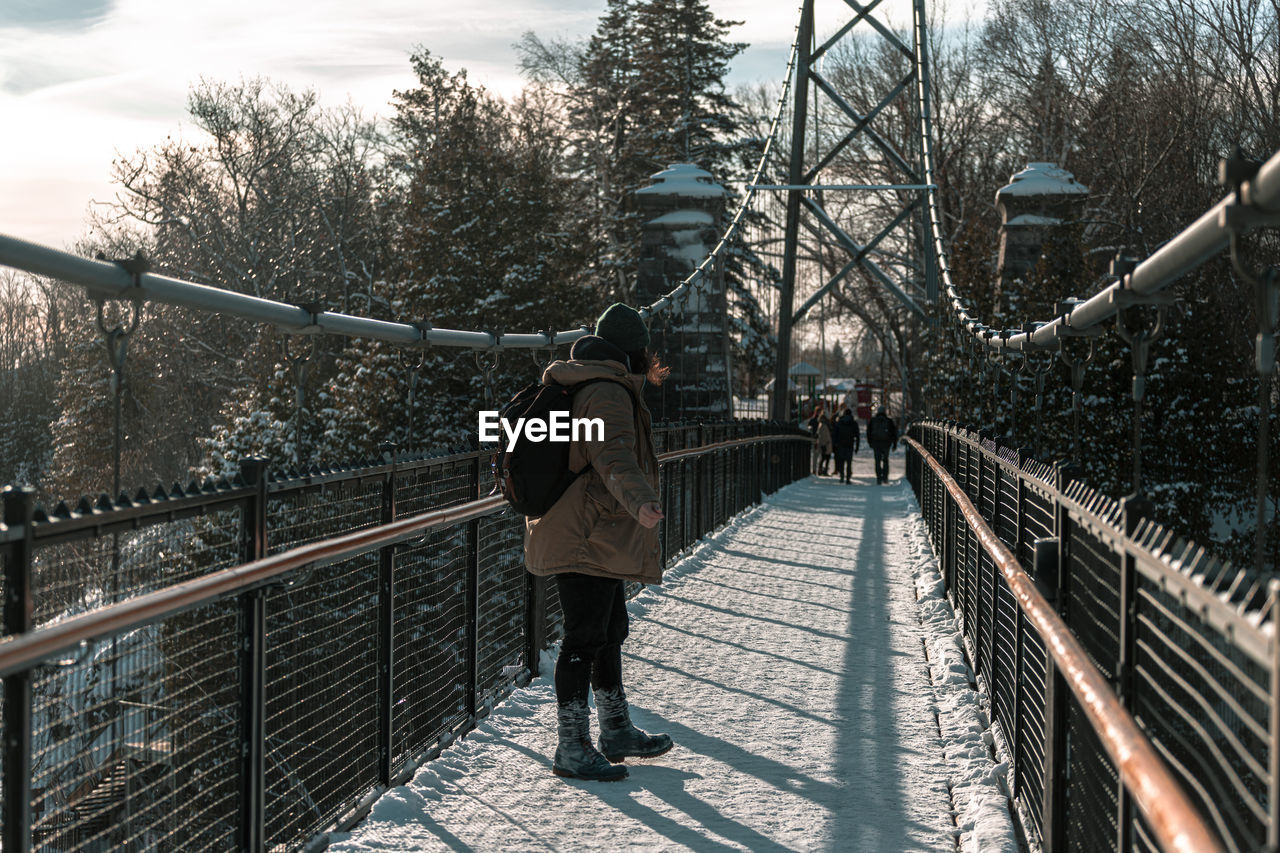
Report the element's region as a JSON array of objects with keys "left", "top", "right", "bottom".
[
  {"left": 492, "top": 378, "right": 632, "bottom": 518},
  {"left": 869, "top": 416, "right": 892, "bottom": 443}
]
